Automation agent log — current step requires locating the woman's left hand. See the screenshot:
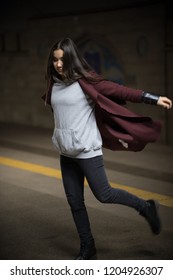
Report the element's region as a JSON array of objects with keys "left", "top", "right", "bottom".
[{"left": 157, "top": 96, "right": 172, "bottom": 109}]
